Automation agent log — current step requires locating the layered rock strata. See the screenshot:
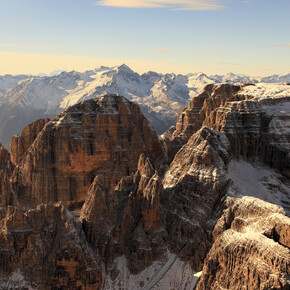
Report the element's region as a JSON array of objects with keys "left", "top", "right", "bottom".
[
  {"left": 0, "top": 144, "right": 16, "bottom": 209},
  {"left": 80, "top": 154, "right": 167, "bottom": 275},
  {"left": 172, "top": 84, "right": 243, "bottom": 141},
  {"left": 162, "top": 127, "right": 231, "bottom": 271},
  {"left": 12, "top": 95, "right": 165, "bottom": 209},
  {"left": 10, "top": 118, "right": 50, "bottom": 165},
  {"left": 197, "top": 197, "right": 290, "bottom": 290},
  {"left": 0, "top": 202, "right": 102, "bottom": 289},
  {"left": 171, "top": 83, "right": 290, "bottom": 177},
  {"left": 203, "top": 98, "right": 290, "bottom": 177}
]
